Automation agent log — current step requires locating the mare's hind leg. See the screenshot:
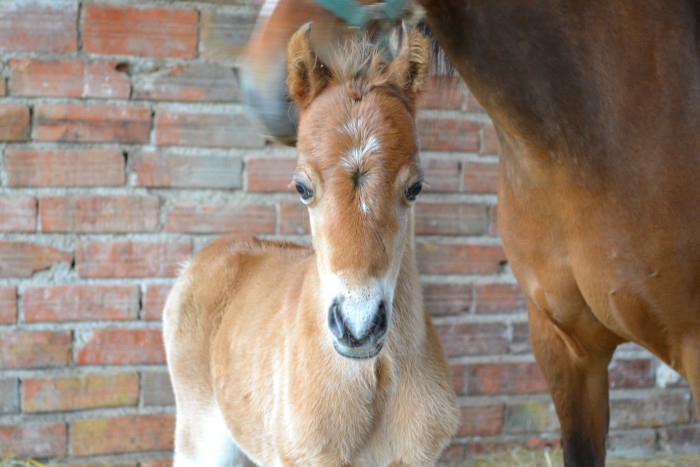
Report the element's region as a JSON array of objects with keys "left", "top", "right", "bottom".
[{"left": 528, "top": 300, "right": 616, "bottom": 467}]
